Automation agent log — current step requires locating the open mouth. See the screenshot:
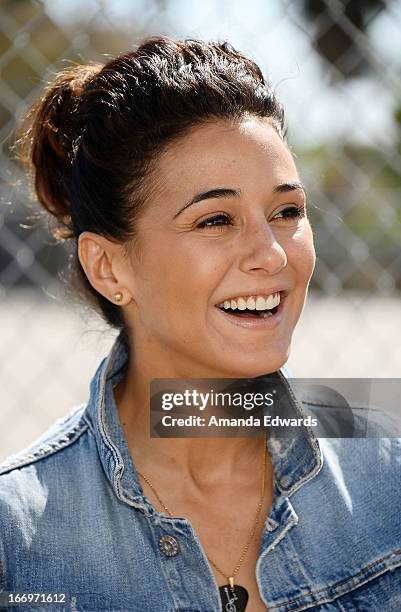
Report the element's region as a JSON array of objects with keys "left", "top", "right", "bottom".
[
  {"left": 217, "top": 304, "right": 280, "bottom": 318},
  {"left": 215, "top": 291, "right": 285, "bottom": 320}
]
